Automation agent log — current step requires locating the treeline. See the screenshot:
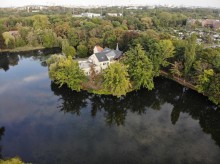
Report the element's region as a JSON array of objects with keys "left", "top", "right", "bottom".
[
  {"left": 0, "top": 12, "right": 186, "bottom": 52},
  {"left": 1, "top": 7, "right": 219, "bottom": 52}
]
